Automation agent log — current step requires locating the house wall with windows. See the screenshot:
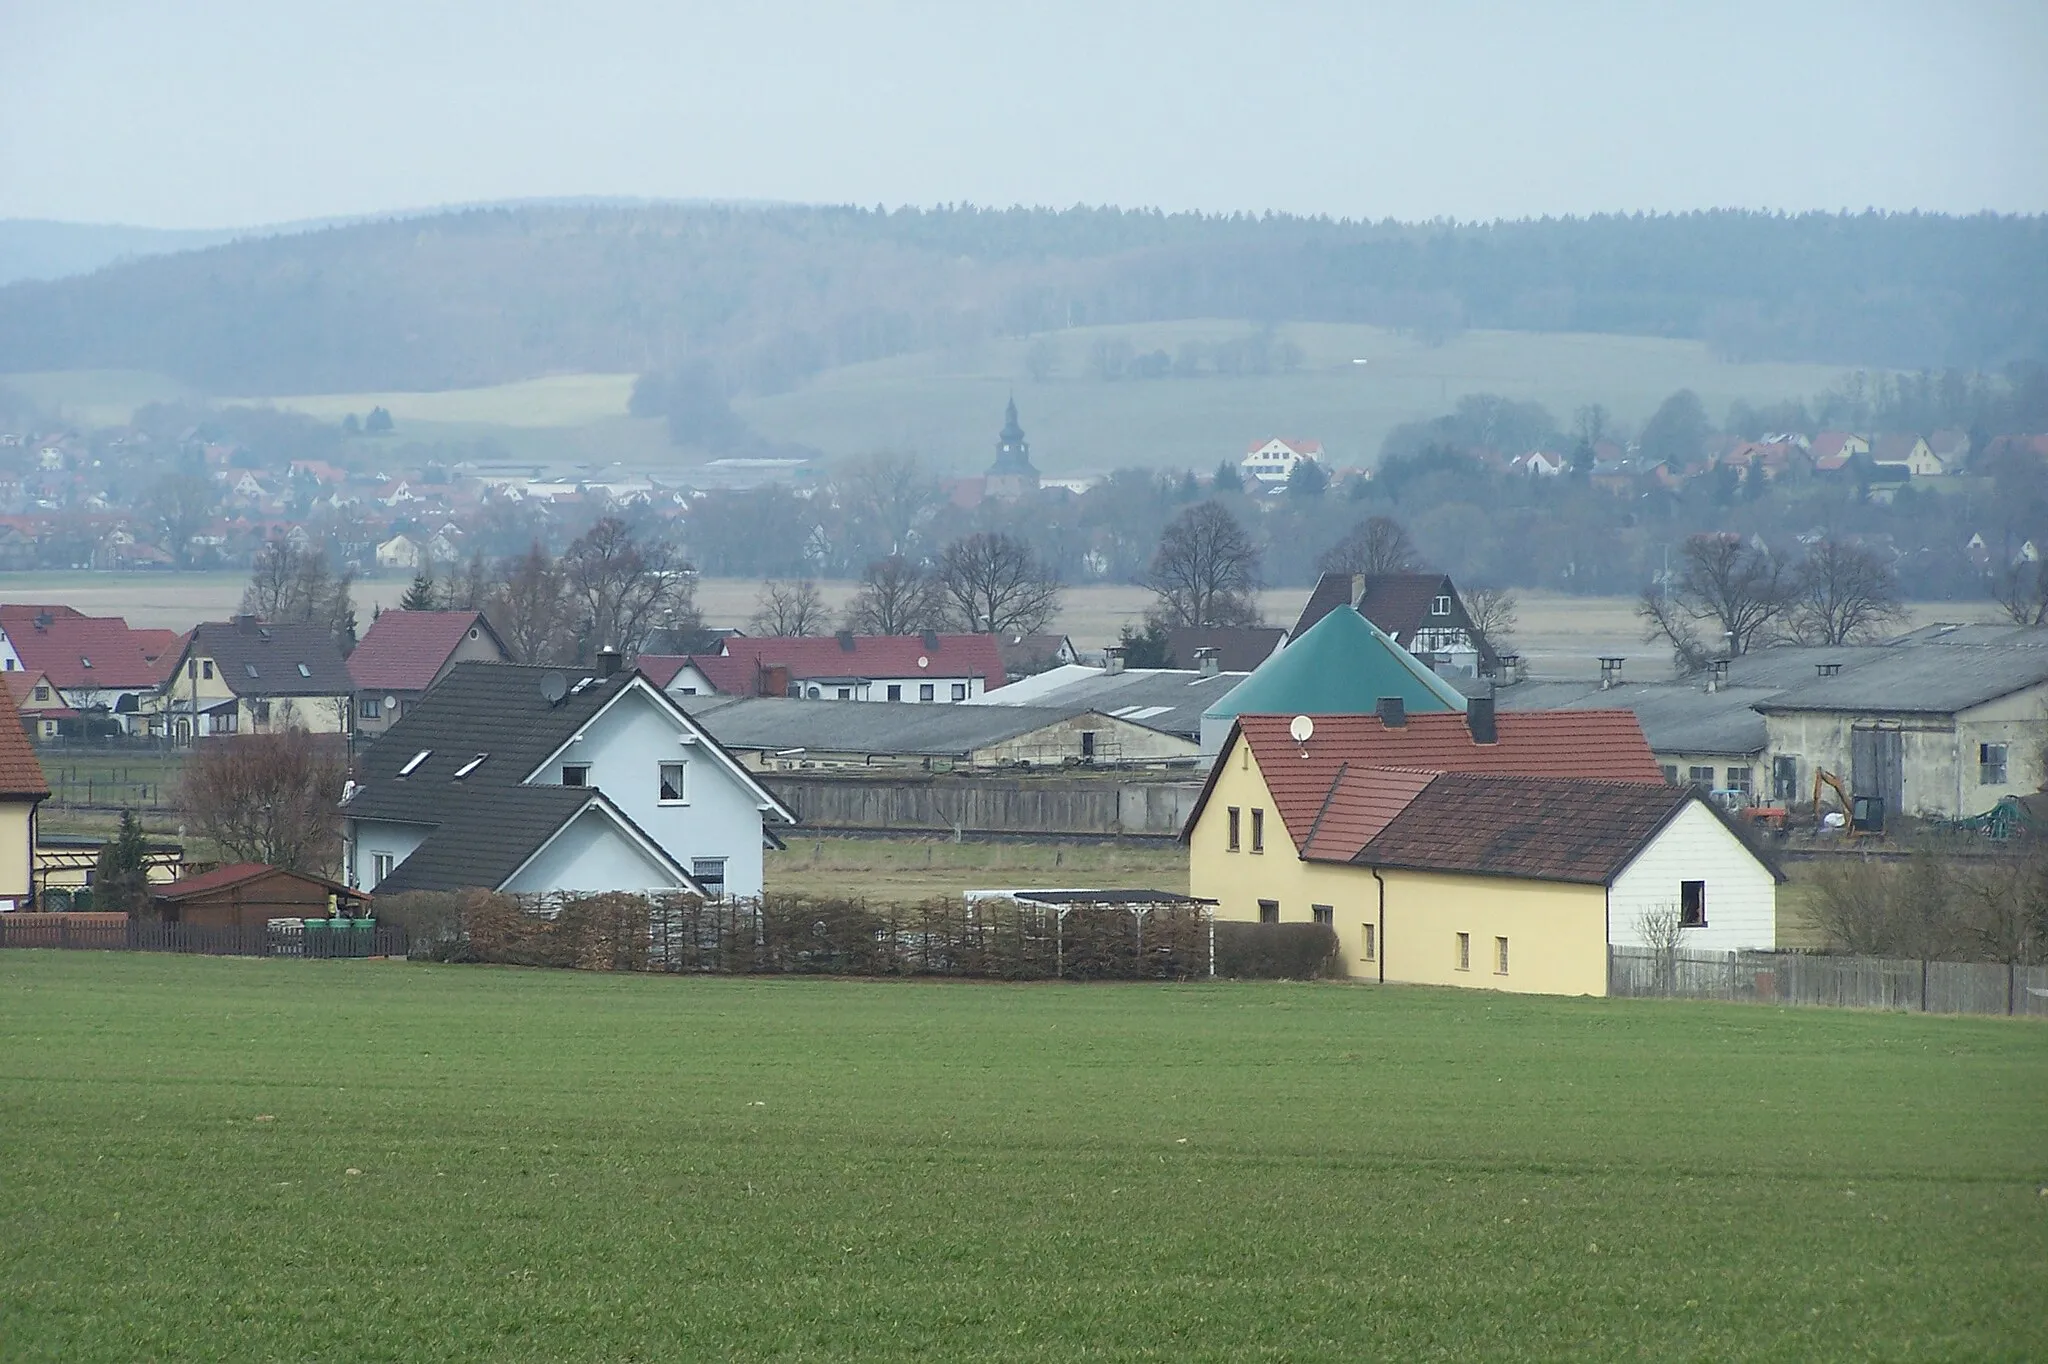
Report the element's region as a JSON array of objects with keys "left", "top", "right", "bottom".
[
  {"left": 533, "top": 687, "right": 771, "bottom": 898},
  {"left": 1759, "top": 683, "right": 2048, "bottom": 820},
  {"left": 347, "top": 820, "right": 433, "bottom": 892},
  {"left": 1655, "top": 752, "right": 1764, "bottom": 798},
  {"left": 1607, "top": 800, "right": 1777, "bottom": 953},
  {"left": 1187, "top": 740, "right": 1610, "bottom": 993}
]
